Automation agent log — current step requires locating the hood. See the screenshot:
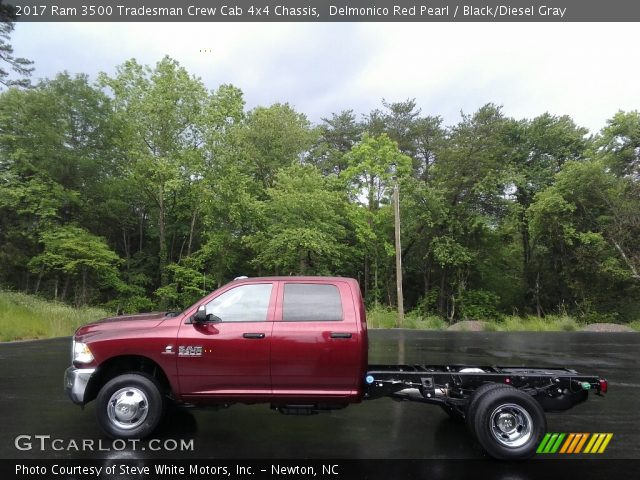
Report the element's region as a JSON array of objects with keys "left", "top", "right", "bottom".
[
  {"left": 75, "top": 311, "right": 173, "bottom": 336},
  {"left": 98, "top": 312, "right": 172, "bottom": 323}
]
